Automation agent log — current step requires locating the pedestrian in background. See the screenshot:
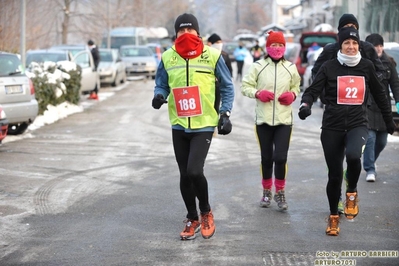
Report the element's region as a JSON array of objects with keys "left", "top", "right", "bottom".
[
  {"left": 233, "top": 42, "right": 247, "bottom": 81},
  {"left": 250, "top": 40, "right": 265, "bottom": 62},
  {"left": 87, "top": 39, "right": 100, "bottom": 100},
  {"left": 299, "top": 27, "right": 395, "bottom": 236},
  {"left": 207, "top": 33, "right": 233, "bottom": 134},
  {"left": 241, "top": 31, "right": 300, "bottom": 211},
  {"left": 152, "top": 13, "right": 234, "bottom": 240},
  {"left": 207, "top": 33, "right": 233, "bottom": 77},
  {"left": 362, "top": 33, "right": 399, "bottom": 182}
]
